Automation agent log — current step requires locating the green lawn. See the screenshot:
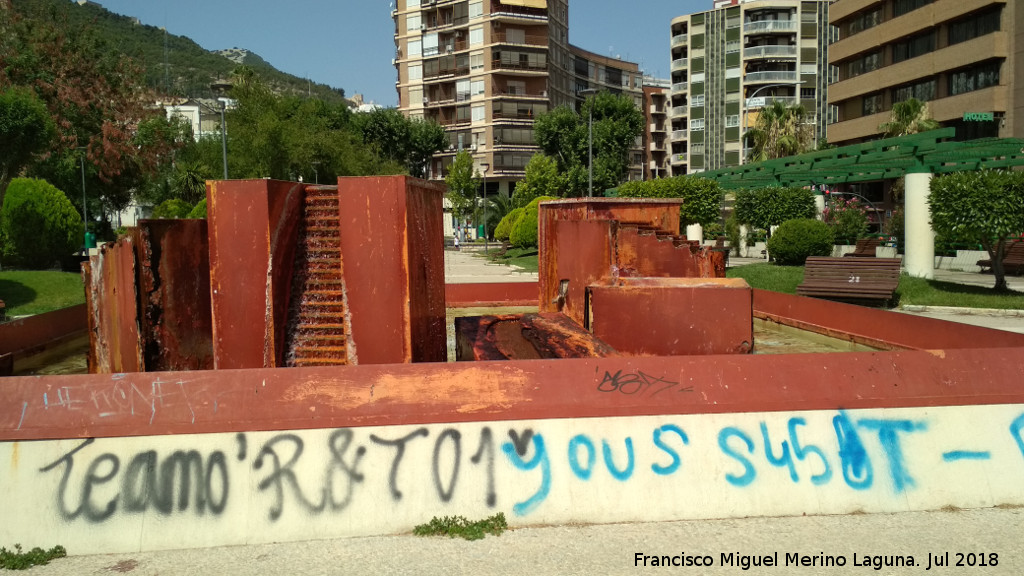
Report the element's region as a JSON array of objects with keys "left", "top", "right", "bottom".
[
  {"left": 727, "top": 263, "right": 1024, "bottom": 310},
  {"left": 0, "top": 270, "right": 86, "bottom": 317},
  {"left": 487, "top": 248, "right": 539, "bottom": 273}
]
